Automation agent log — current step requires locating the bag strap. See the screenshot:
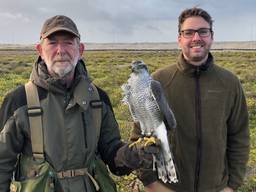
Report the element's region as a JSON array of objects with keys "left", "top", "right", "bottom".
[
  {"left": 25, "top": 81, "right": 44, "bottom": 159},
  {"left": 25, "top": 81, "right": 102, "bottom": 159},
  {"left": 89, "top": 83, "right": 102, "bottom": 143}
]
